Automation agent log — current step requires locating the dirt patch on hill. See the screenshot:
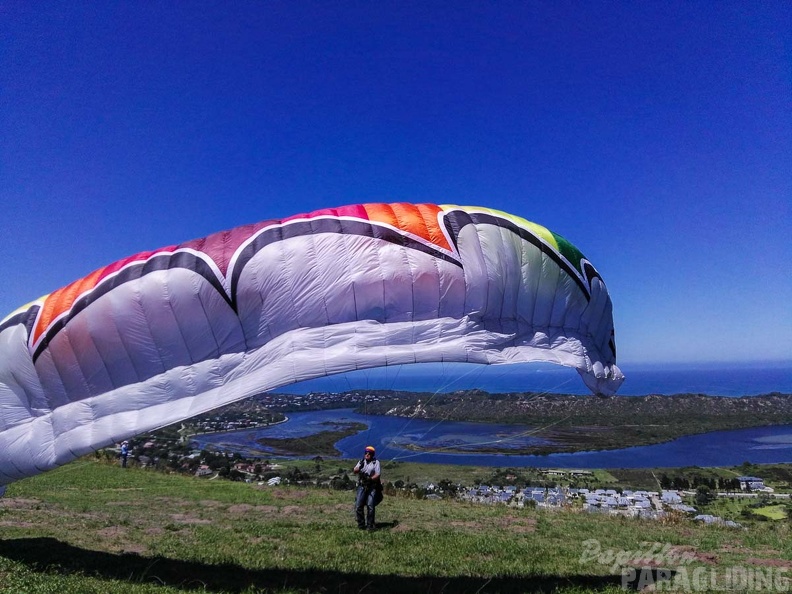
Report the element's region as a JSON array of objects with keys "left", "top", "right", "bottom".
[
  {"left": 671, "top": 545, "right": 718, "bottom": 565},
  {"left": 228, "top": 504, "right": 279, "bottom": 514},
  {"left": 719, "top": 544, "right": 750, "bottom": 554},
  {"left": 746, "top": 557, "right": 792, "bottom": 568},
  {"left": 170, "top": 514, "right": 212, "bottom": 524},
  {"left": 121, "top": 543, "right": 148, "bottom": 555},
  {"left": 448, "top": 517, "right": 536, "bottom": 533},
  {"left": 755, "top": 548, "right": 783, "bottom": 557},
  {"left": 271, "top": 489, "right": 309, "bottom": 500},
  {"left": 449, "top": 521, "right": 480, "bottom": 530},
  {"left": 97, "top": 526, "right": 126, "bottom": 539},
  {"left": 227, "top": 503, "right": 254, "bottom": 513},
  {"left": 623, "top": 545, "right": 717, "bottom": 569},
  {"left": 0, "top": 498, "right": 41, "bottom": 509},
  {"left": 496, "top": 517, "right": 537, "bottom": 533},
  {"left": 154, "top": 496, "right": 193, "bottom": 507},
  {"left": 0, "top": 520, "right": 36, "bottom": 528}
]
